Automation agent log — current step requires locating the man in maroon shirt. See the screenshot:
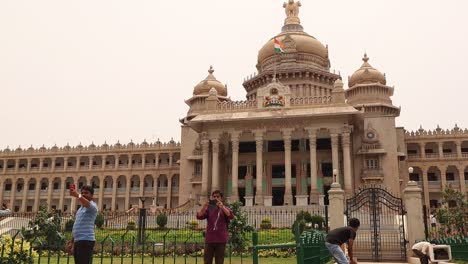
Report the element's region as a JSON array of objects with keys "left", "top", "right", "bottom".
[{"left": 197, "top": 190, "right": 234, "bottom": 264}]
